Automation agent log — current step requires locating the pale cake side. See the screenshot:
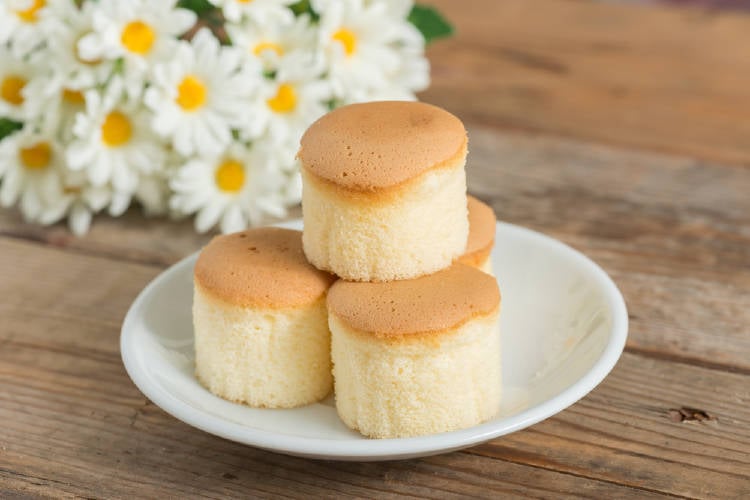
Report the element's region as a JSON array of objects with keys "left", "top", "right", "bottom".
[
  {"left": 301, "top": 162, "right": 468, "bottom": 282},
  {"left": 194, "top": 286, "right": 332, "bottom": 408},
  {"left": 327, "top": 264, "right": 502, "bottom": 438},
  {"left": 193, "top": 228, "right": 335, "bottom": 408}
]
